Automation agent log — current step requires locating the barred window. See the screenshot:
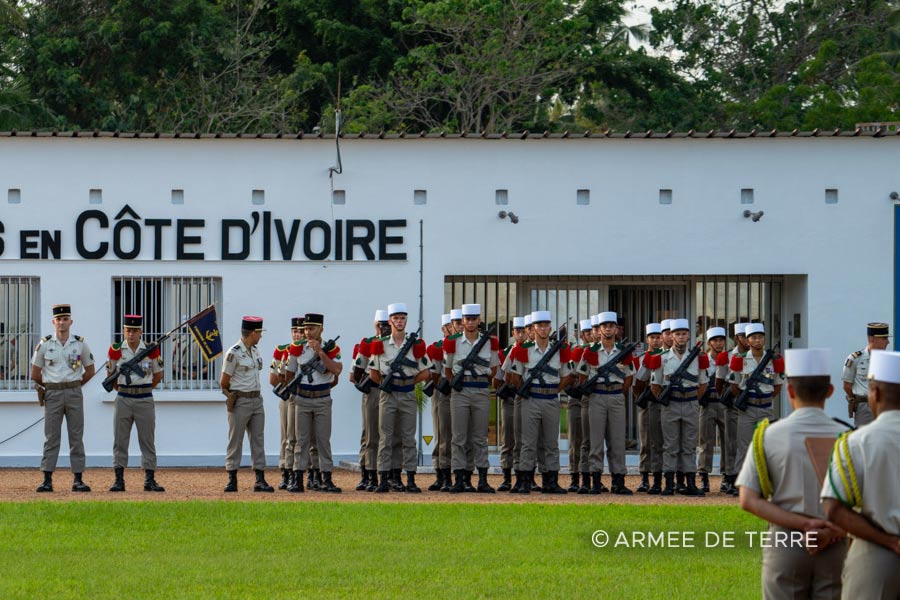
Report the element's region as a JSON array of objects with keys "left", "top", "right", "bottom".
[
  {"left": 112, "top": 276, "right": 222, "bottom": 391},
  {"left": 0, "top": 277, "right": 40, "bottom": 391}
]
